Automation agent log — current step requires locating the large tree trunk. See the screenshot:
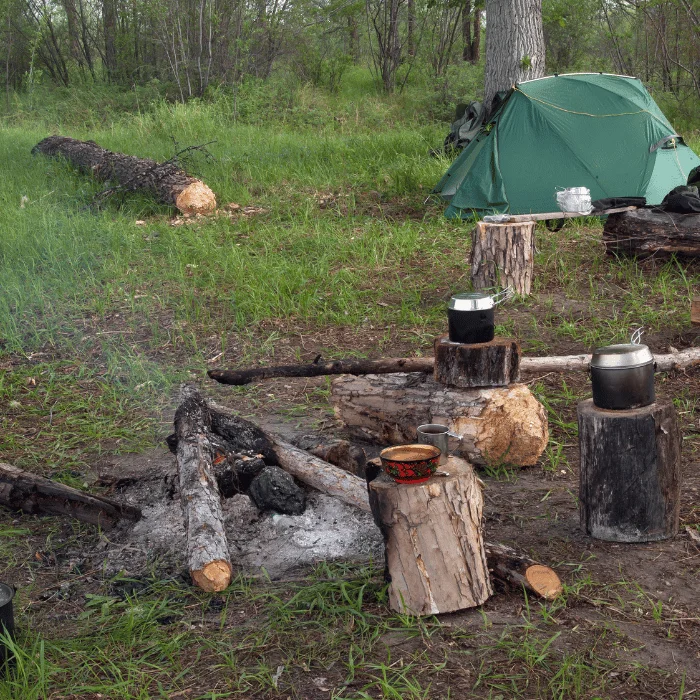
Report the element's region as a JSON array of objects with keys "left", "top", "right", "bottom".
[
  {"left": 32, "top": 136, "right": 216, "bottom": 215},
  {"left": 604, "top": 208, "right": 700, "bottom": 258},
  {"left": 331, "top": 373, "right": 549, "bottom": 467},
  {"left": 0, "top": 462, "right": 140, "bottom": 529},
  {"left": 484, "top": 0, "right": 545, "bottom": 113}
]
